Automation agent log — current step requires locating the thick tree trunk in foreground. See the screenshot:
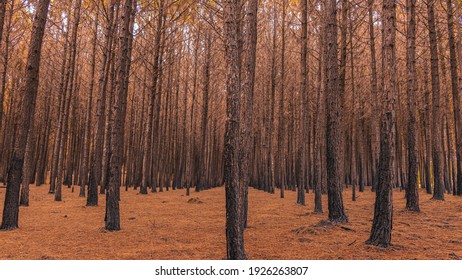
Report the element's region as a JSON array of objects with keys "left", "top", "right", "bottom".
[
  {"left": 367, "top": 0, "right": 396, "bottom": 247},
  {"left": 223, "top": 0, "right": 245, "bottom": 260},
  {"left": 105, "top": 0, "right": 134, "bottom": 231},
  {"left": 0, "top": 0, "right": 50, "bottom": 230},
  {"left": 325, "top": 0, "right": 347, "bottom": 223}
]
